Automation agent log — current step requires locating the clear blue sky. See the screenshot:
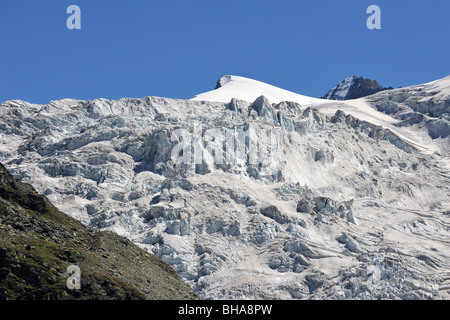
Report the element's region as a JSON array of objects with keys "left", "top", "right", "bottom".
[{"left": 1, "top": 0, "right": 449, "bottom": 104}]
